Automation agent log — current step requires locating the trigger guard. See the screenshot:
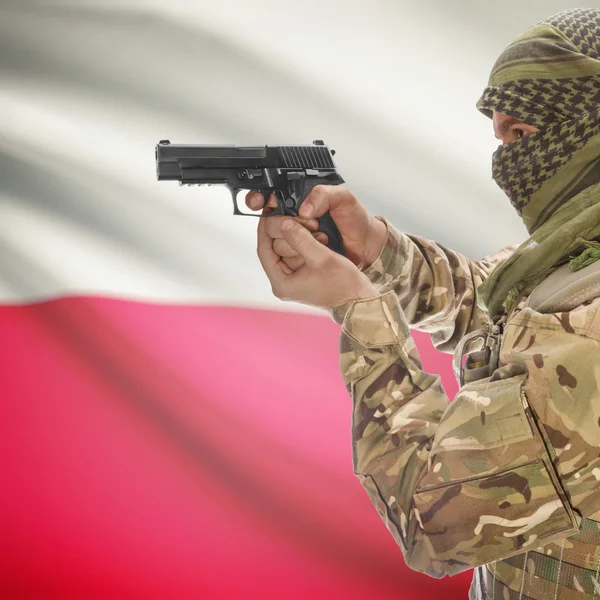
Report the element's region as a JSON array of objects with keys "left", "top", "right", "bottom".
[{"left": 260, "top": 188, "right": 288, "bottom": 216}]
